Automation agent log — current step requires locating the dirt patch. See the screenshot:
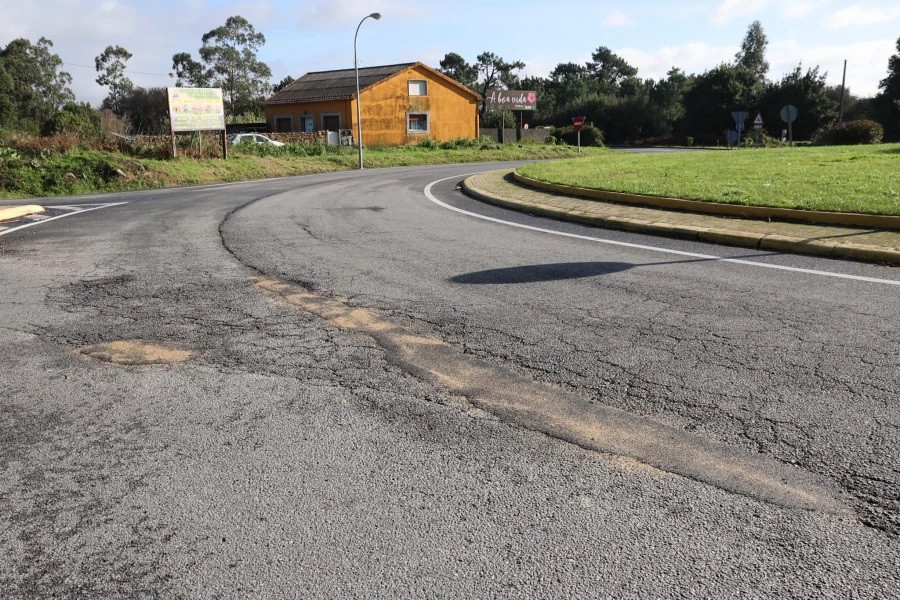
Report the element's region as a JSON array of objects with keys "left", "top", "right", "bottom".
[{"left": 80, "top": 340, "right": 193, "bottom": 365}]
